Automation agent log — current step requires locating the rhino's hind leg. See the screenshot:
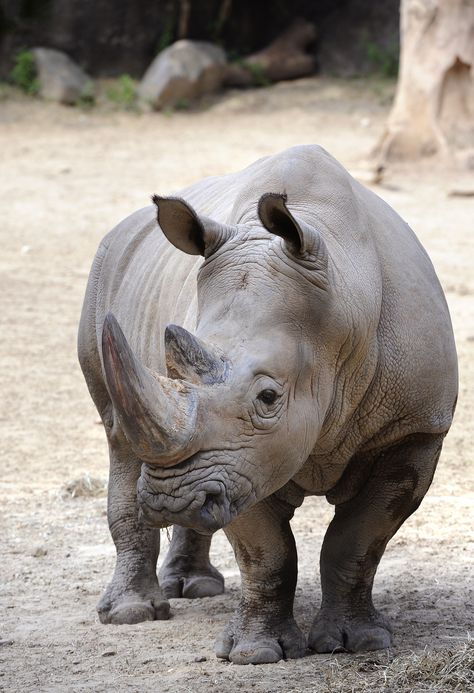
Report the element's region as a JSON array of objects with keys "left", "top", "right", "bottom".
[
  {"left": 216, "top": 496, "right": 306, "bottom": 665},
  {"left": 309, "top": 433, "right": 444, "bottom": 653},
  {"left": 159, "top": 526, "right": 224, "bottom": 599},
  {"left": 98, "top": 434, "right": 170, "bottom": 625}
]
